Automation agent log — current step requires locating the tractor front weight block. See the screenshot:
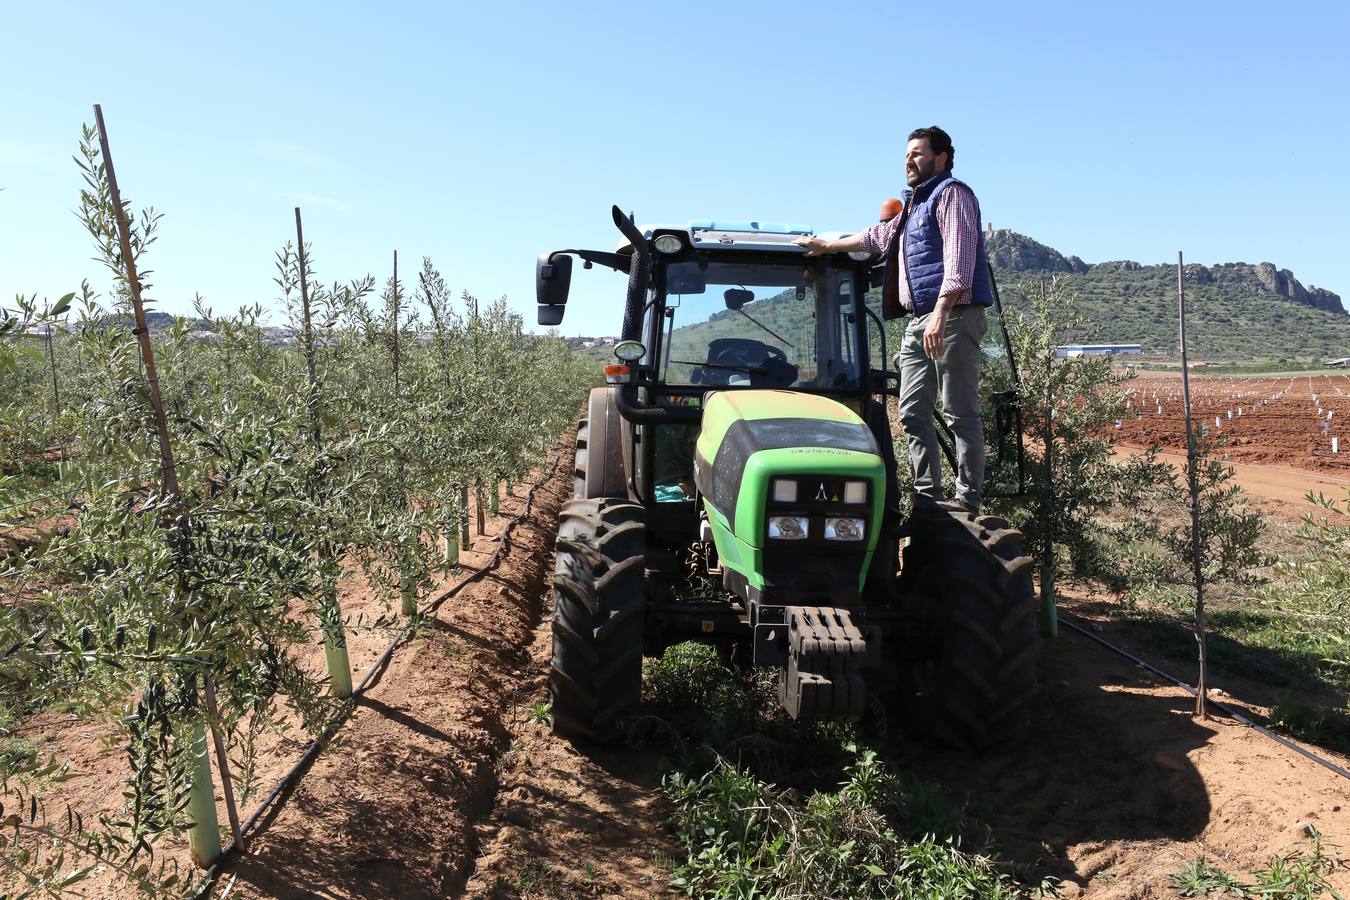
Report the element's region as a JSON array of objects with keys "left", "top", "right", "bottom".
[{"left": 778, "top": 606, "right": 867, "bottom": 722}]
